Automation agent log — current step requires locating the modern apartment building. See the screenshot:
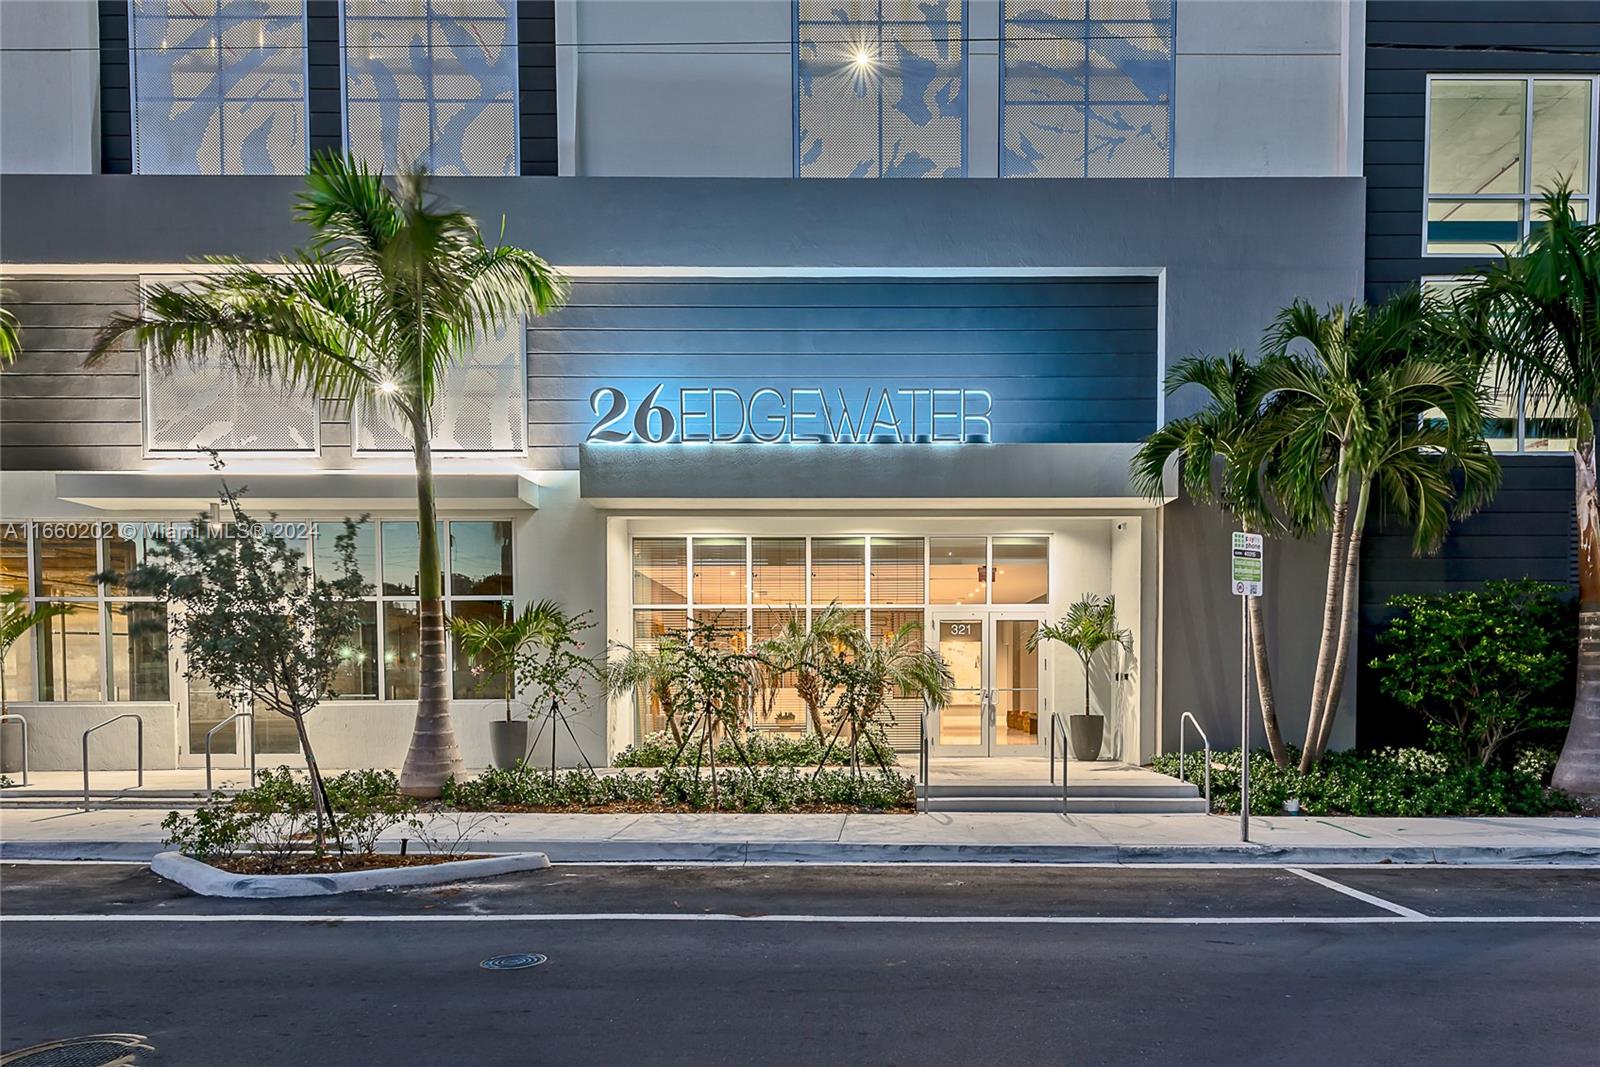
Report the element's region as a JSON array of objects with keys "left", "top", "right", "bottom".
[{"left": 0, "top": 1, "right": 1593, "bottom": 774}]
